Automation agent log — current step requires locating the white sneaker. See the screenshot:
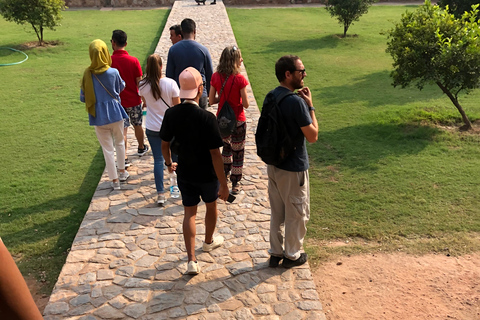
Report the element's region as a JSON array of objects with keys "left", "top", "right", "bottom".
[
  {"left": 119, "top": 170, "right": 130, "bottom": 182},
  {"left": 111, "top": 181, "right": 121, "bottom": 190},
  {"left": 157, "top": 194, "right": 166, "bottom": 205},
  {"left": 187, "top": 261, "right": 200, "bottom": 275},
  {"left": 202, "top": 236, "right": 224, "bottom": 252}
]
